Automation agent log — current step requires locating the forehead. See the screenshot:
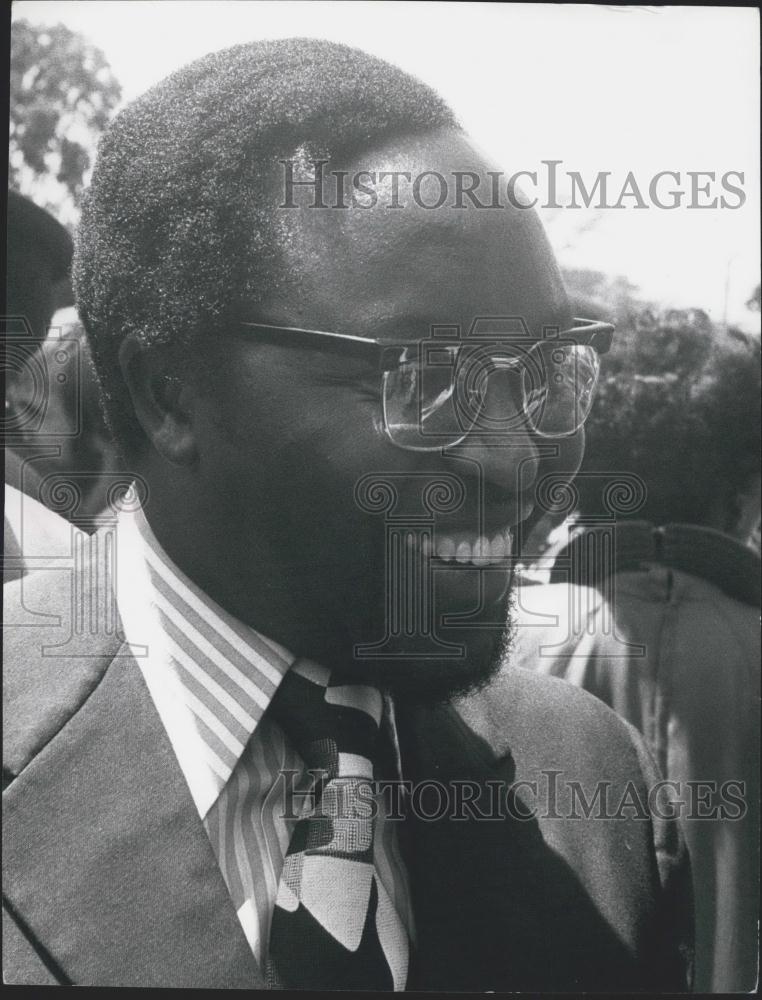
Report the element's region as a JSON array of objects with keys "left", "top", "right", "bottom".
[{"left": 262, "top": 127, "right": 571, "bottom": 340}]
